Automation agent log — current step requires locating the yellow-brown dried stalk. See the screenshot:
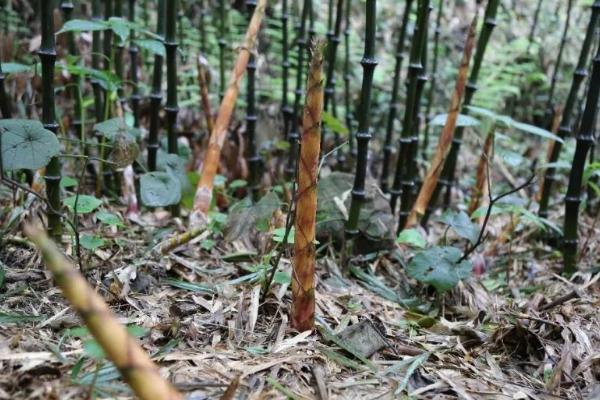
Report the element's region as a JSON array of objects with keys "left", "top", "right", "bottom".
[{"left": 24, "top": 224, "right": 183, "bottom": 400}]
